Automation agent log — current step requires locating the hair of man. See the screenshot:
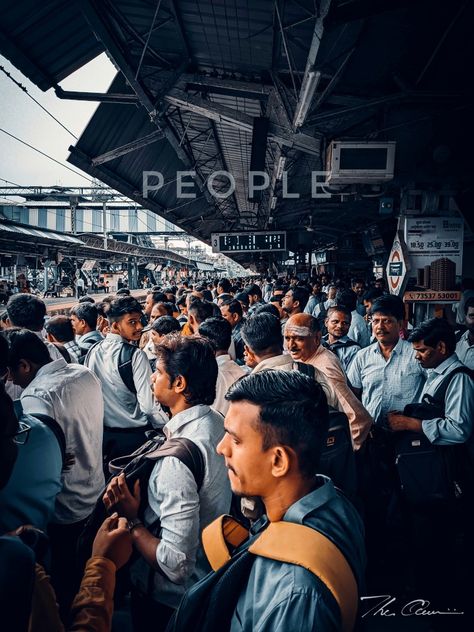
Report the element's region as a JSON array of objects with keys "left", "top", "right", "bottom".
[
  {"left": 225, "top": 370, "right": 329, "bottom": 478},
  {"left": 44, "top": 315, "right": 75, "bottom": 343},
  {"left": 2, "top": 328, "right": 52, "bottom": 370},
  {"left": 187, "top": 299, "right": 215, "bottom": 324},
  {"left": 151, "top": 316, "right": 181, "bottom": 336},
  {"left": 220, "top": 297, "right": 243, "bottom": 319},
  {"left": 106, "top": 297, "right": 143, "bottom": 324},
  {"left": 154, "top": 334, "right": 217, "bottom": 406},
  {"left": 199, "top": 317, "right": 232, "bottom": 353},
  {"left": 6, "top": 295, "right": 46, "bottom": 331},
  {"left": 326, "top": 305, "right": 352, "bottom": 321},
  {"left": 242, "top": 313, "right": 283, "bottom": 355},
  {"left": 408, "top": 317, "right": 456, "bottom": 356},
  {"left": 70, "top": 303, "right": 98, "bottom": 330},
  {"left": 369, "top": 294, "right": 404, "bottom": 321}
]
